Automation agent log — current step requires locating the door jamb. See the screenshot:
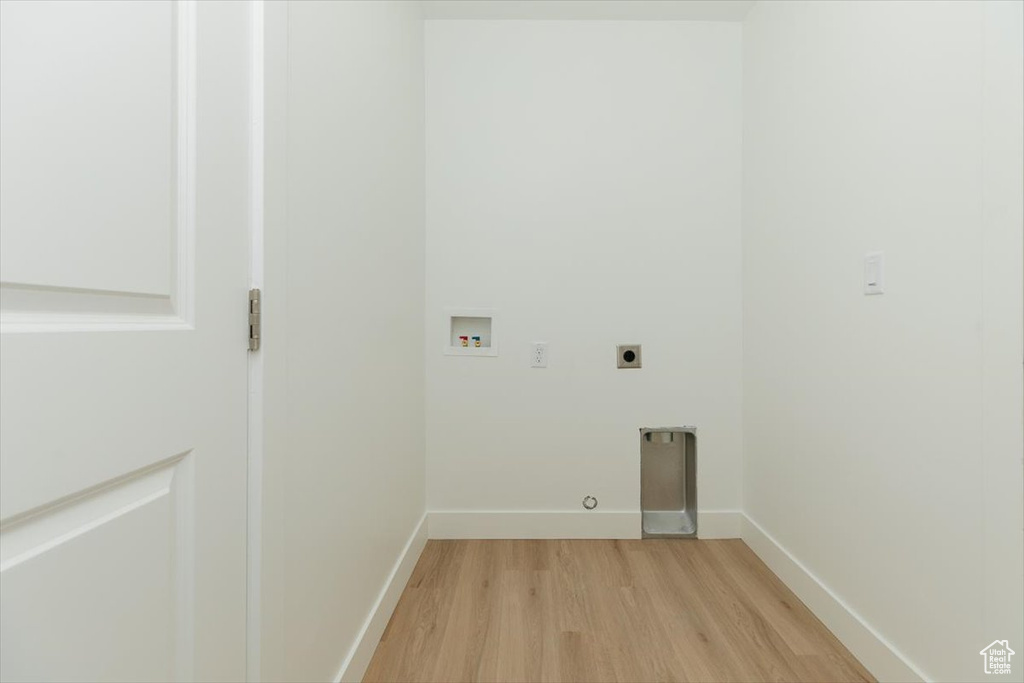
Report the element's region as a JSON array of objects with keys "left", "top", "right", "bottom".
[{"left": 246, "top": 1, "right": 265, "bottom": 680}]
